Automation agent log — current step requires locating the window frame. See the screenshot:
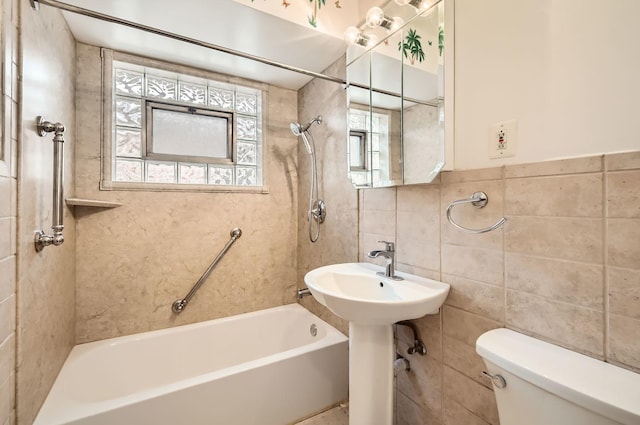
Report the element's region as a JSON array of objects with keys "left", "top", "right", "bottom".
[
  {"left": 144, "top": 100, "right": 236, "bottom": 165},
  {"left": 100, "top": 49, "right": 269, "bottom": 193}
]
